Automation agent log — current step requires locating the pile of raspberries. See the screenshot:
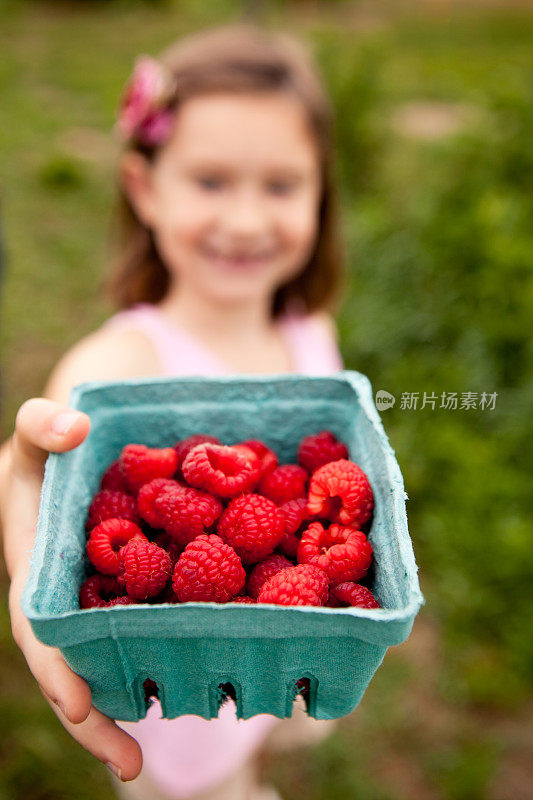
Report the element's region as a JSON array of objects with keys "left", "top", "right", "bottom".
[{"left": 80, "top": 431, "right": 380, "bottom": 610}]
